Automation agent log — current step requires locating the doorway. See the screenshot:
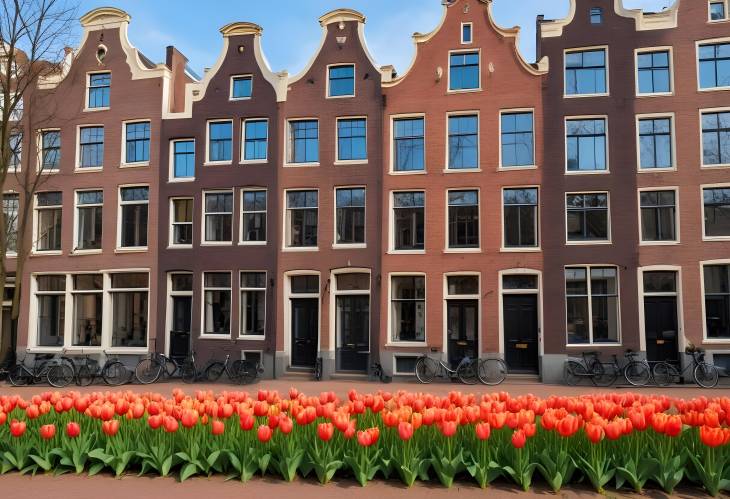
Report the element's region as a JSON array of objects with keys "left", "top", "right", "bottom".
[
  {"left": 446, "top": 300, "right": 478, "bottom": 366},
  {"left": 642, "top": 271, "right": 679, "bottom": 363},
  {"left": 168, "top": 273, "right": 193, "bottom": 363},
  {"left": 333, "top": 272, "right": 370, "bottom": 373},
  {"left": 289, "top": 274, "right": 319, "bottom": 368},
  {"left": 501, "top": 273, "right": 540, "bottom": 374}
]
